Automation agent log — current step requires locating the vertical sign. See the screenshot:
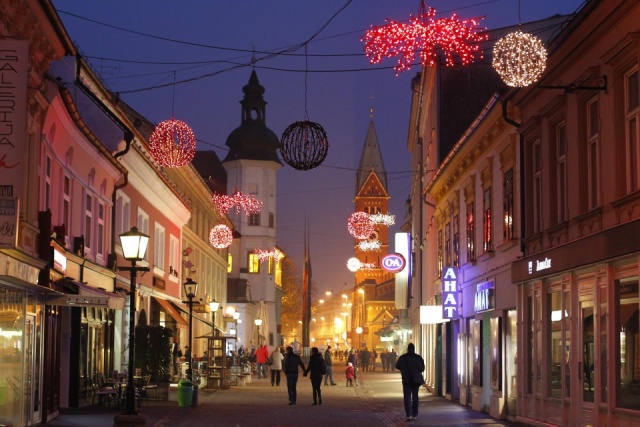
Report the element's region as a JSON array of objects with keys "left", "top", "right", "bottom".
[
  {"left": 0, "top": 40, "right": 29, "bottom": 201},
  {"left": 0, "top": 197, "right": 18, "bottom": 248},
  {"left": 442, "top": 267, "right": 459, "bottom": 319},
  {"left": 394, "top": 232, "right": 411, "bottom": 309}
]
